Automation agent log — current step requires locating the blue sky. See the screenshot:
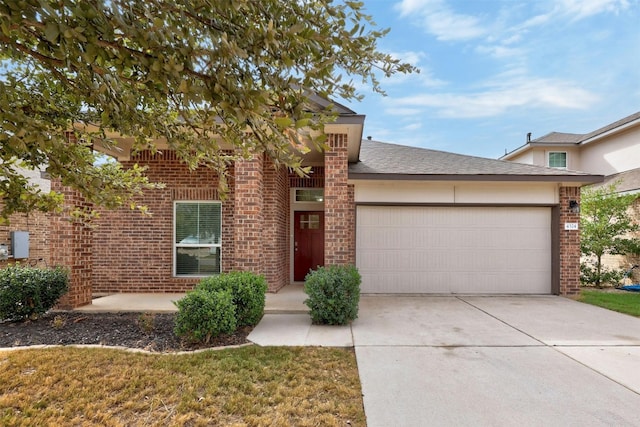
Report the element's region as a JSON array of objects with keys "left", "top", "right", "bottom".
[{"left": 341, "top": 0, "right": 640, "bottom": 159}]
